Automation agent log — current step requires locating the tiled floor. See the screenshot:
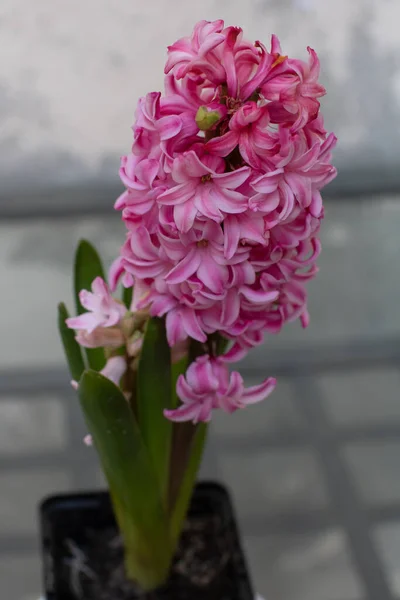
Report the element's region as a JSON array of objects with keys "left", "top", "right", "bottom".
[{"left": 2, "top": 195, "right": 400, "bottom": 600}]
